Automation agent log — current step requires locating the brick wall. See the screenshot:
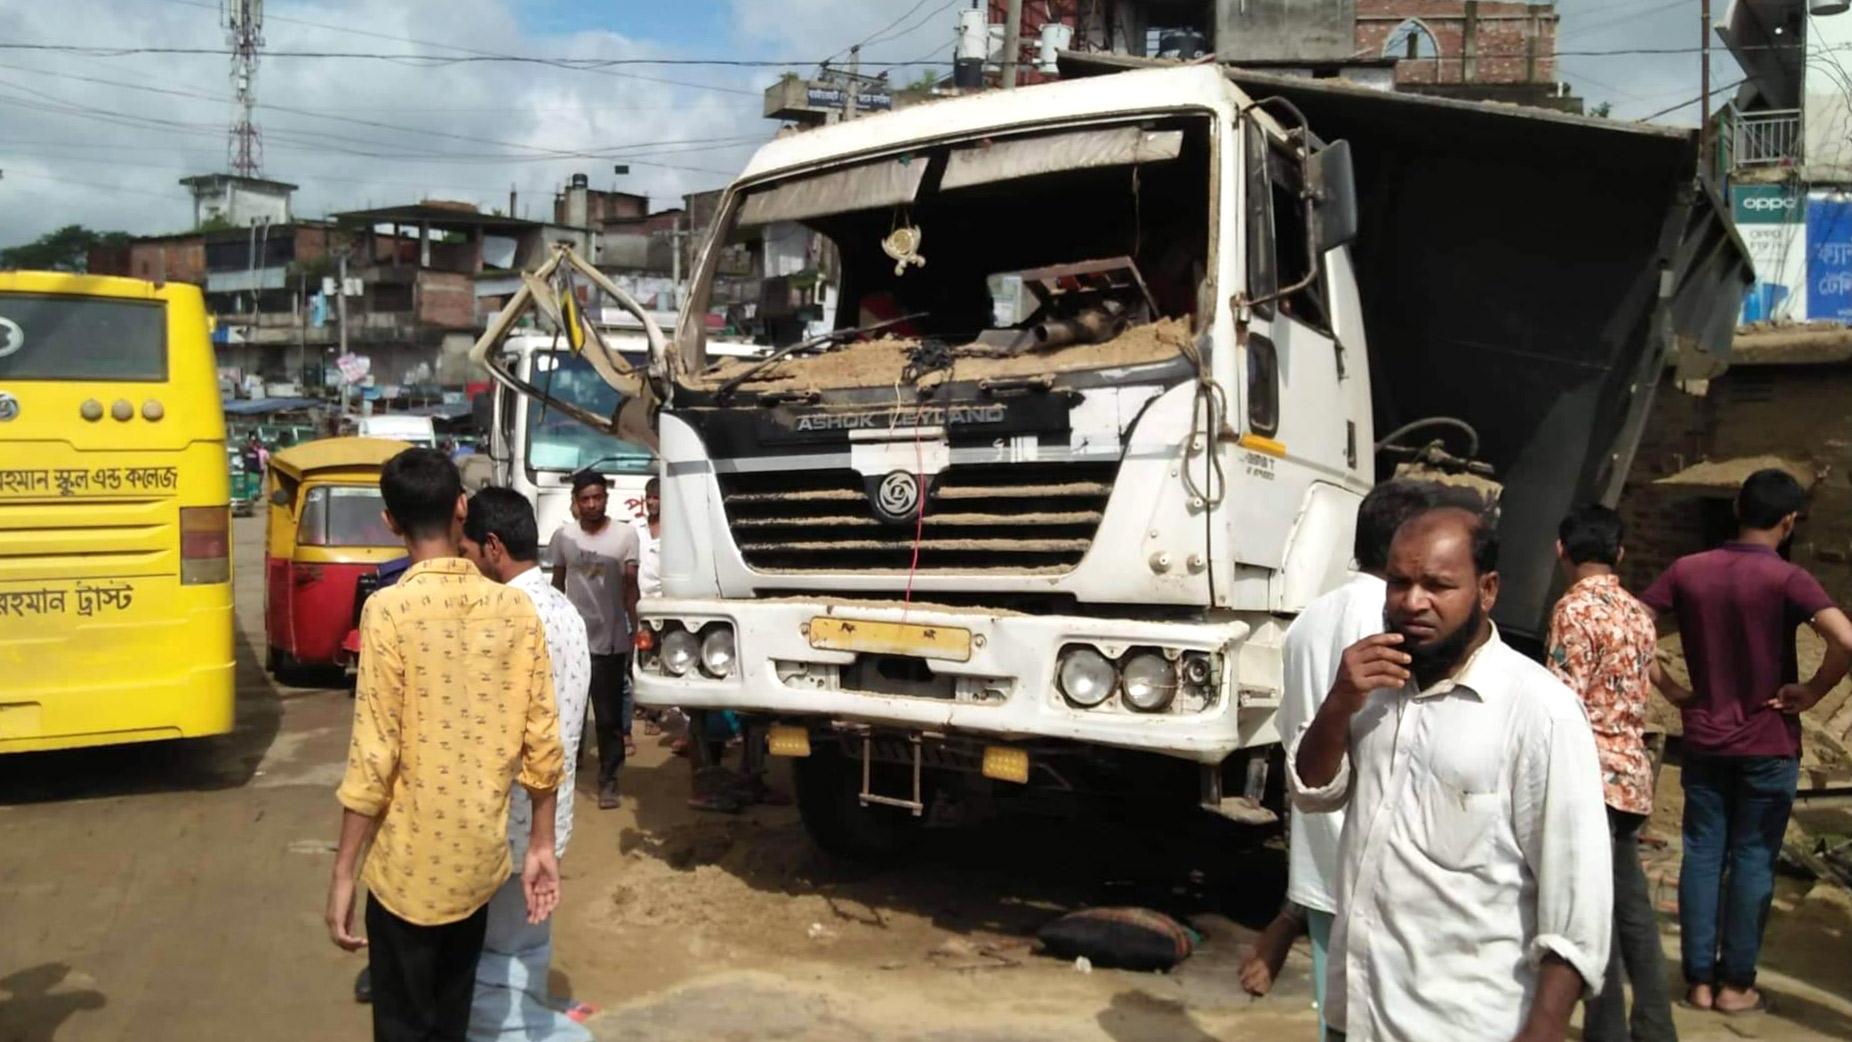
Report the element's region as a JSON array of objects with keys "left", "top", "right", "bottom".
[
  {"left": 415, "top": 270, "right": 477, "bottom": 330},
  {"left": 1356, "top": 0, "right": 1559, "bottom": 86},
  {"left": 293, "top": 225, "right": 328, "bottom": 264},
  {"left": 127, "top": 239, "right": 206, "bottom": 285},
  {"left": 1618, "top": 366, "right": 1852, "bottom": 598}
]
